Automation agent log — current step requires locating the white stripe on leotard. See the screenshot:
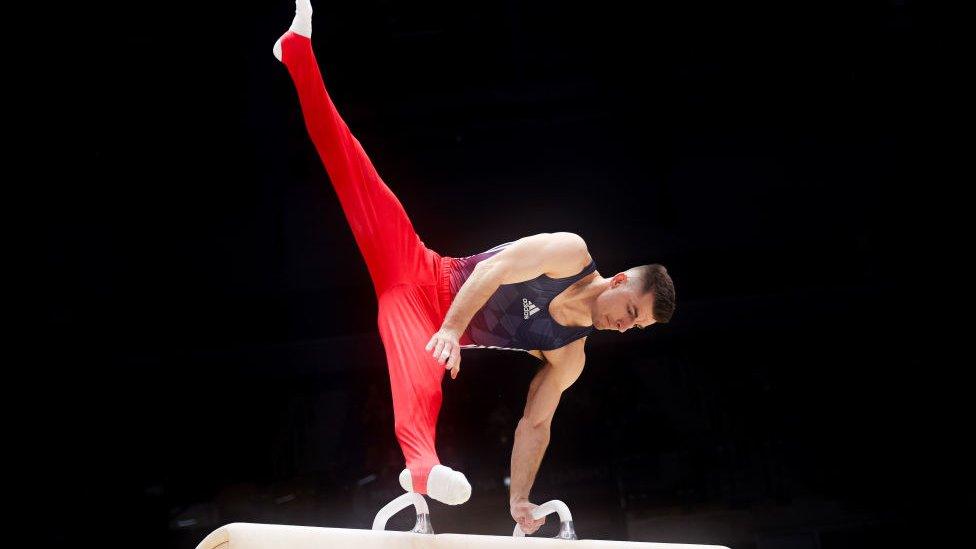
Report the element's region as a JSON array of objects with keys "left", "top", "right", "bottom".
[{"left": 461, "top": 343, "right": 531, "bottom": 353}]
